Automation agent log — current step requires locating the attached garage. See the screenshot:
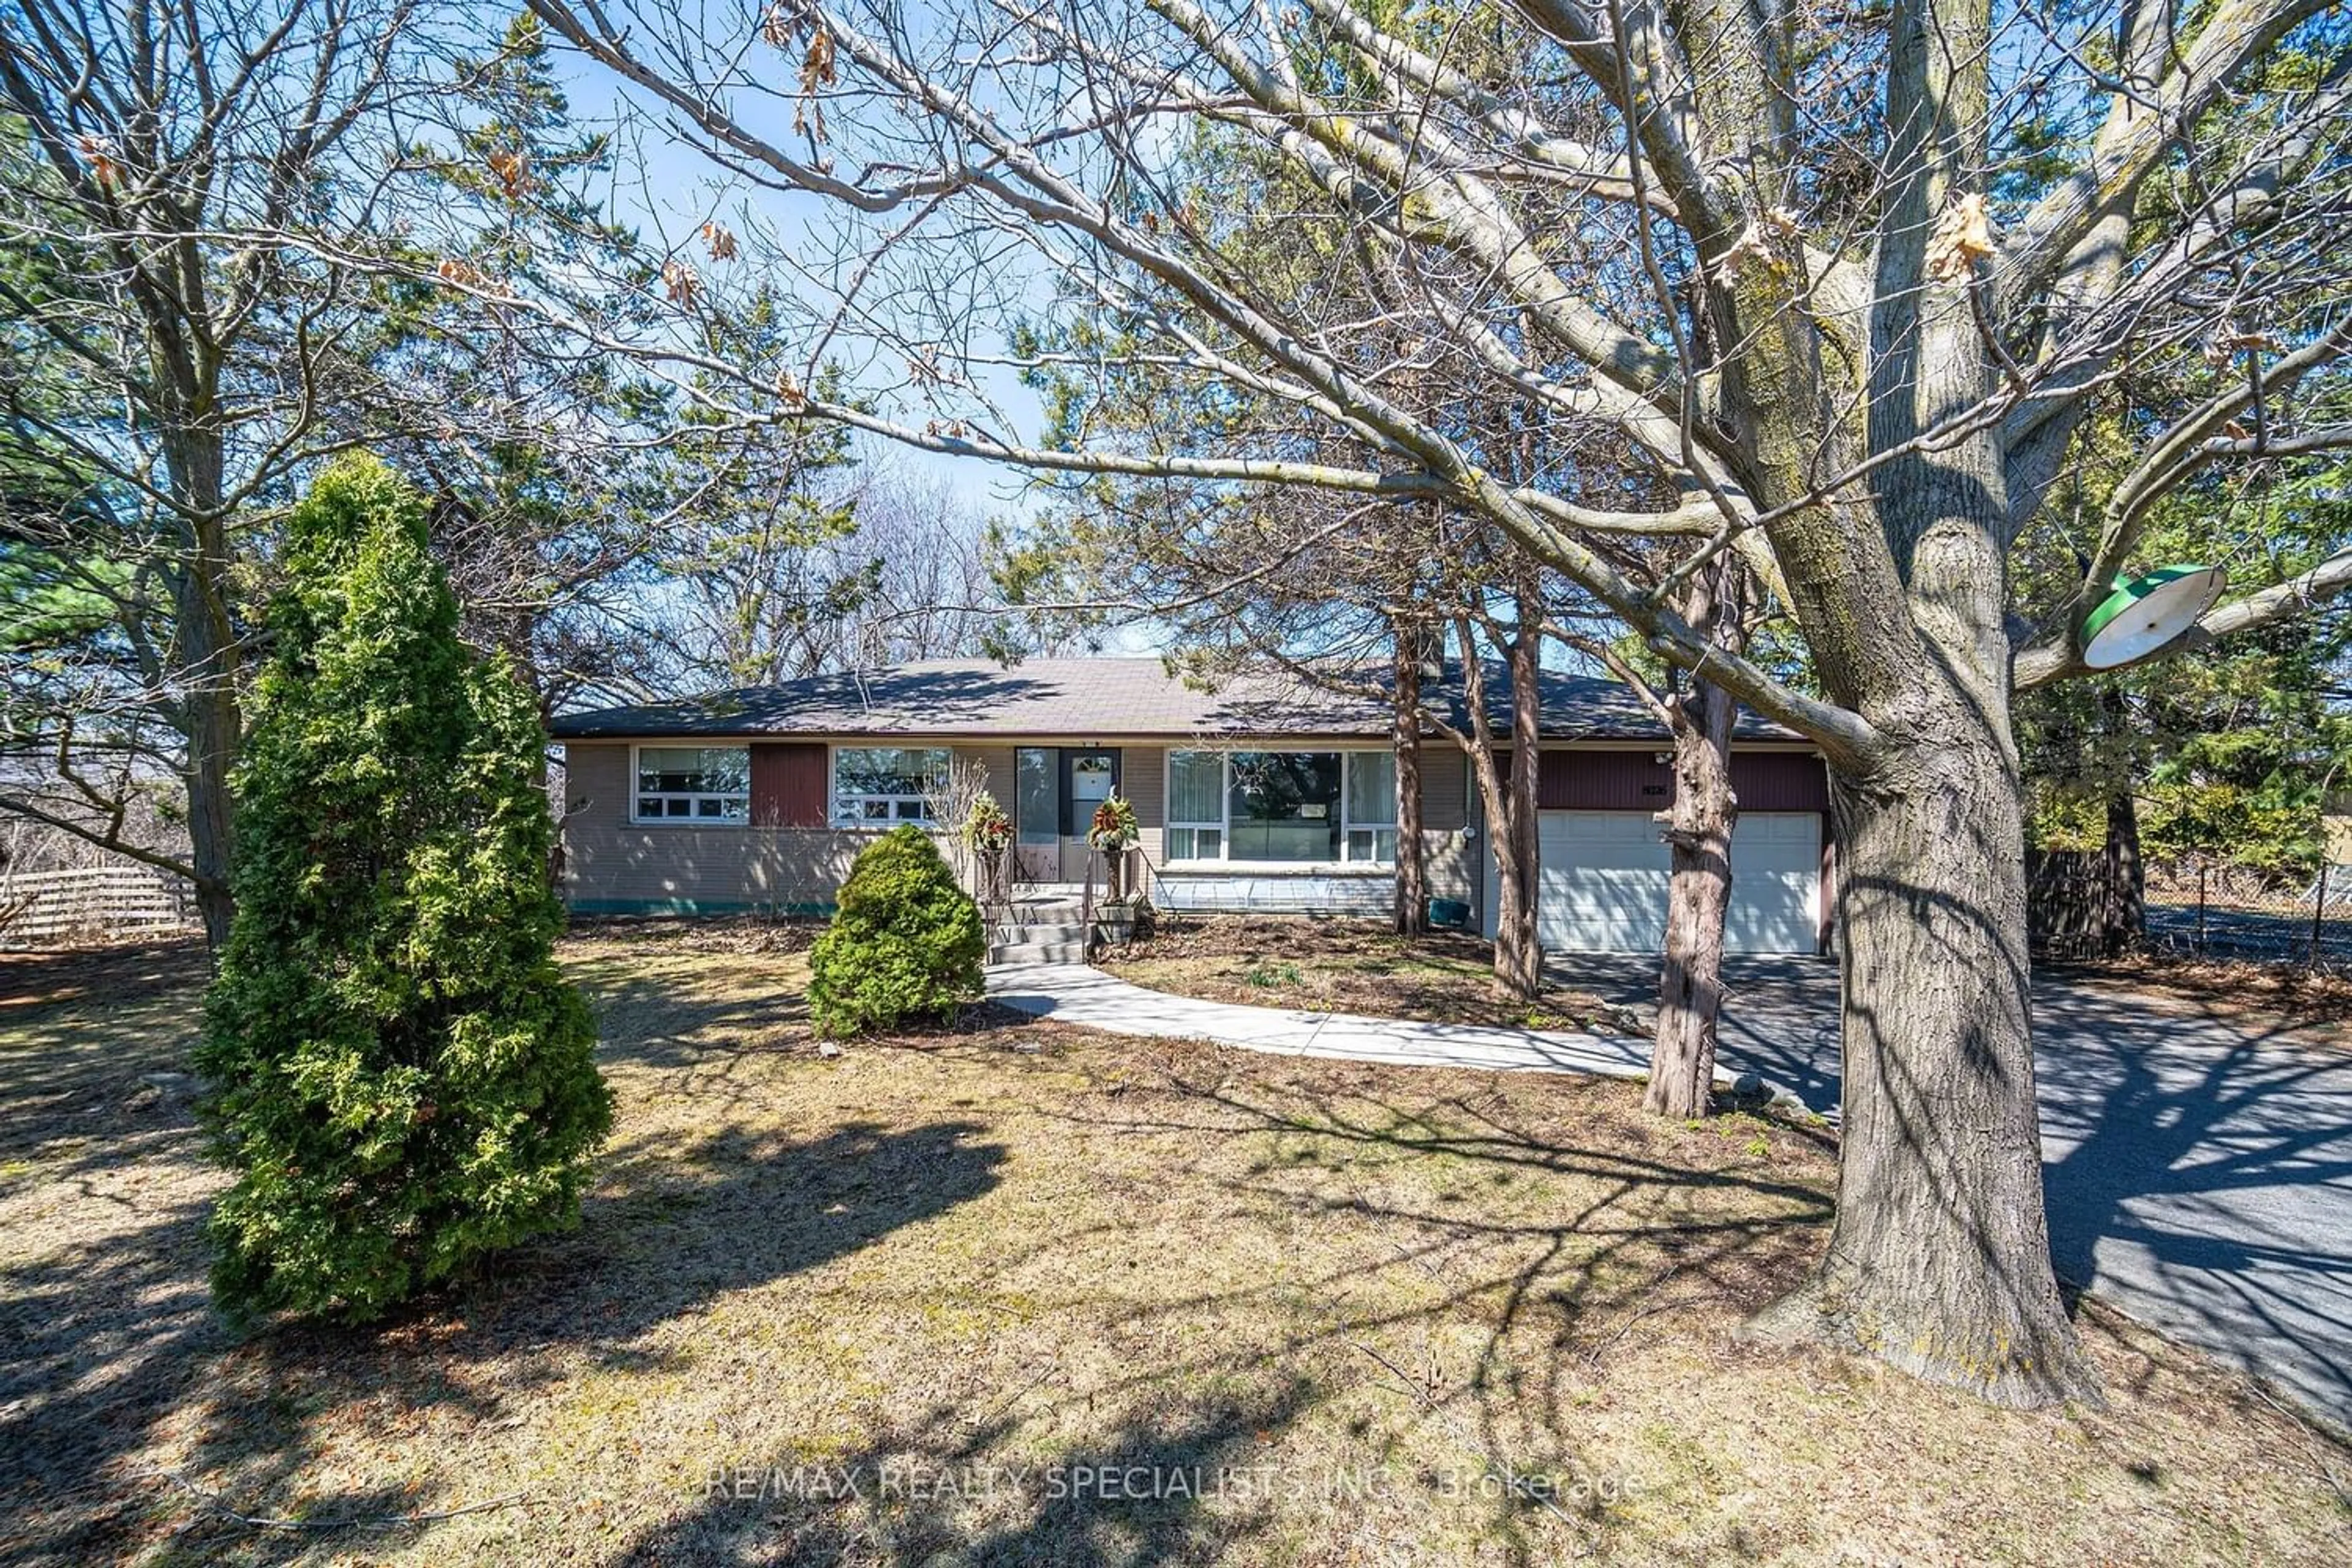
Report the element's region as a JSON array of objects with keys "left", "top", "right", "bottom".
[
  {"left": 1481, "top": 746, "right": 1833, "bottom": 955},
  {"left": 1532, "top": 809, "right": 1822, "bottom": 954}
]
